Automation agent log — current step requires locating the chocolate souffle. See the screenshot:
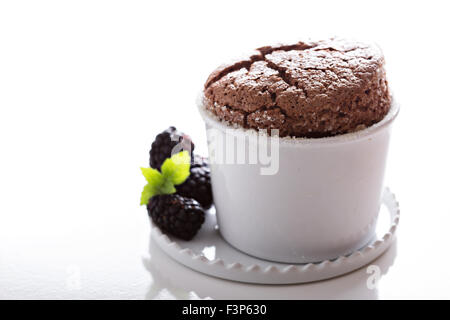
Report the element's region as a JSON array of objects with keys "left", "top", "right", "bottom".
[{"left": 203, "top": 38, "right": 391, "bottom": 138}]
